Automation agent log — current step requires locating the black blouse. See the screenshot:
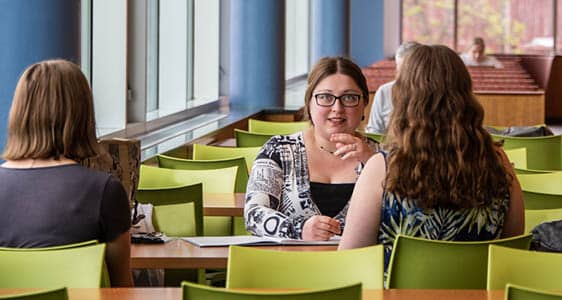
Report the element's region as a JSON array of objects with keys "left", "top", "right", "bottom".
[{"left": 309, "top": 182, "right": 355, "bottom": 218}]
